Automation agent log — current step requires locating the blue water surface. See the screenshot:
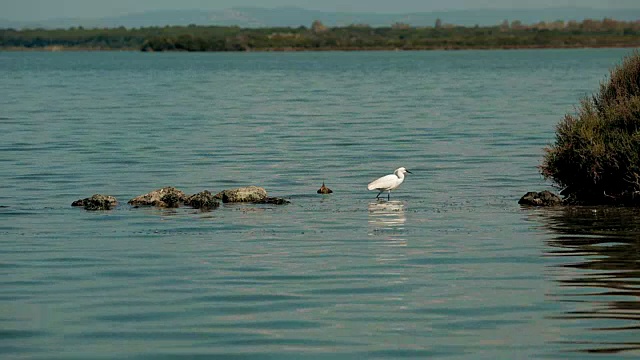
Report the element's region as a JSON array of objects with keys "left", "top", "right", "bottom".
[{"left": 1, "top": 49, "right": 639, "bottom": 359}]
